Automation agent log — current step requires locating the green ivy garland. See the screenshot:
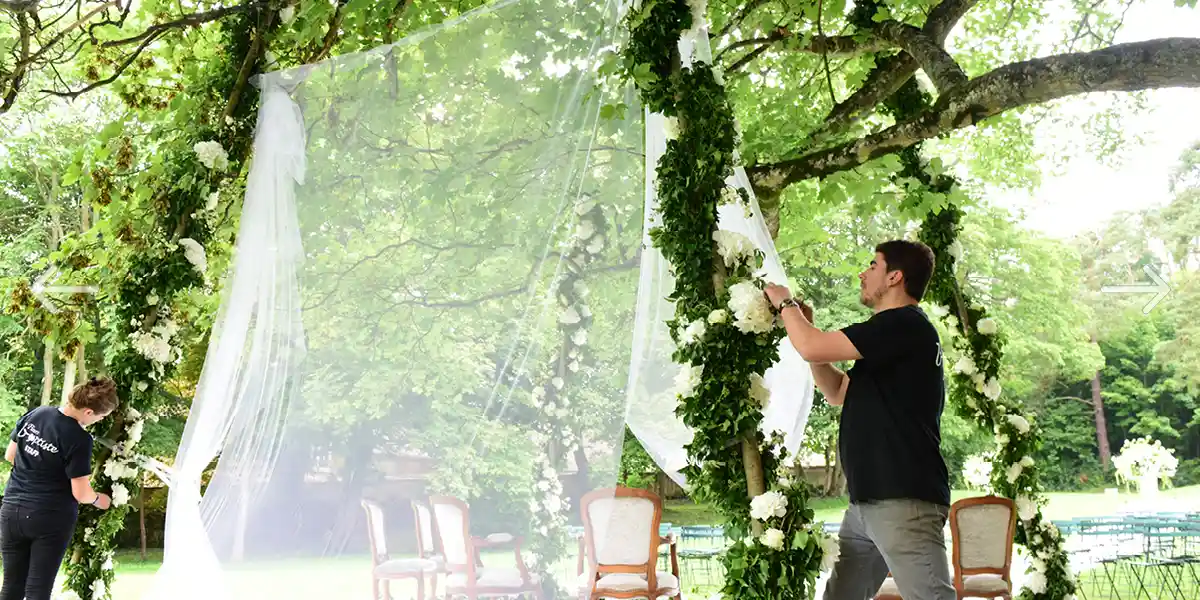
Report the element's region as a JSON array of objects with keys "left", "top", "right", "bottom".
[
  {"left": 881, "top": 77, "right": 1078, "bottom": 599},
  {"left": 0, "top": 9, "right": 272, "bottom": 600},
  {"left": 621, "top": 1, "right": 829, "bottom": 598}
]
